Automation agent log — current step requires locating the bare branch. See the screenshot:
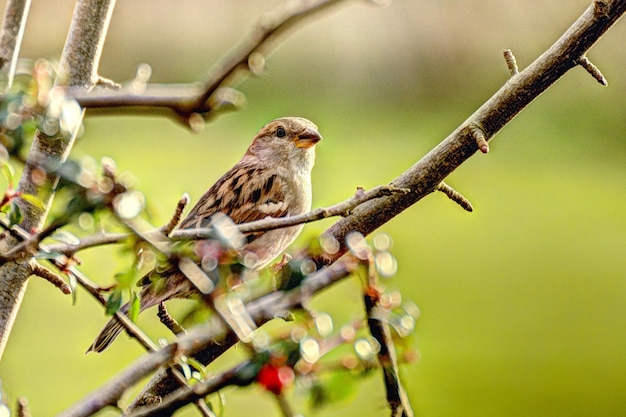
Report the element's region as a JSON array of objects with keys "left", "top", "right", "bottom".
[
  {"left": 42, "top": 184, "right": 408, "bottom": 255},
  {"left": 68, "top": 265, "right": 160, "bottom": 353},
  {"left": 161, "top": 193, "right": 189, "bottom": 236},
  {"left": 313, "top": 0, "right": 626, "bottom": 268},
  {"left": 175, "top": 185, "right": 409, "bottom": 240},
  {"left": 72, "top": 0, "right": 353, "bottom": 126},
  {"left": 44, "top": 231, "right": 129, "bottom": 256},
  {"left": 0, "top": 0, "right": 31, "bottom": 91},
  {"left": 157, "top": 302, "right": 186, "bottom": 335},
  {"left": 30, "top": 261, "right": 71, "bottom": 295},
  {"left": 59, "top": 0, "right": 117, "bottom": 88},
  {"left": 363, "top": 252, "right": 413, "bottom": 417}
]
